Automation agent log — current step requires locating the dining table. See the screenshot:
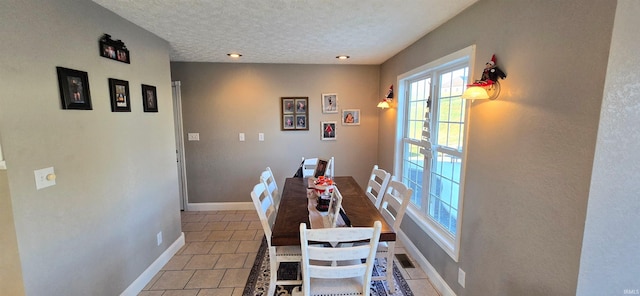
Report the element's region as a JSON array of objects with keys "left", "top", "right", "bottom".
[{"left": 271, "top": 176, "right": 396, "bottom": 246}]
